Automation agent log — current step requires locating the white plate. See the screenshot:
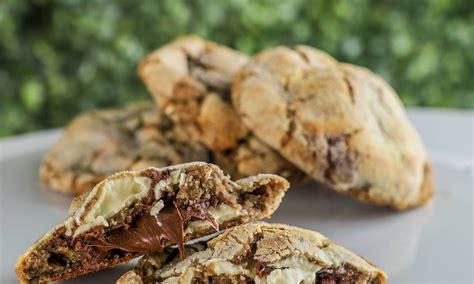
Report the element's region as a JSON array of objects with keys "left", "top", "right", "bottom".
[{"left": 0, "top": 109, "right": 473, "bottom": 283}]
